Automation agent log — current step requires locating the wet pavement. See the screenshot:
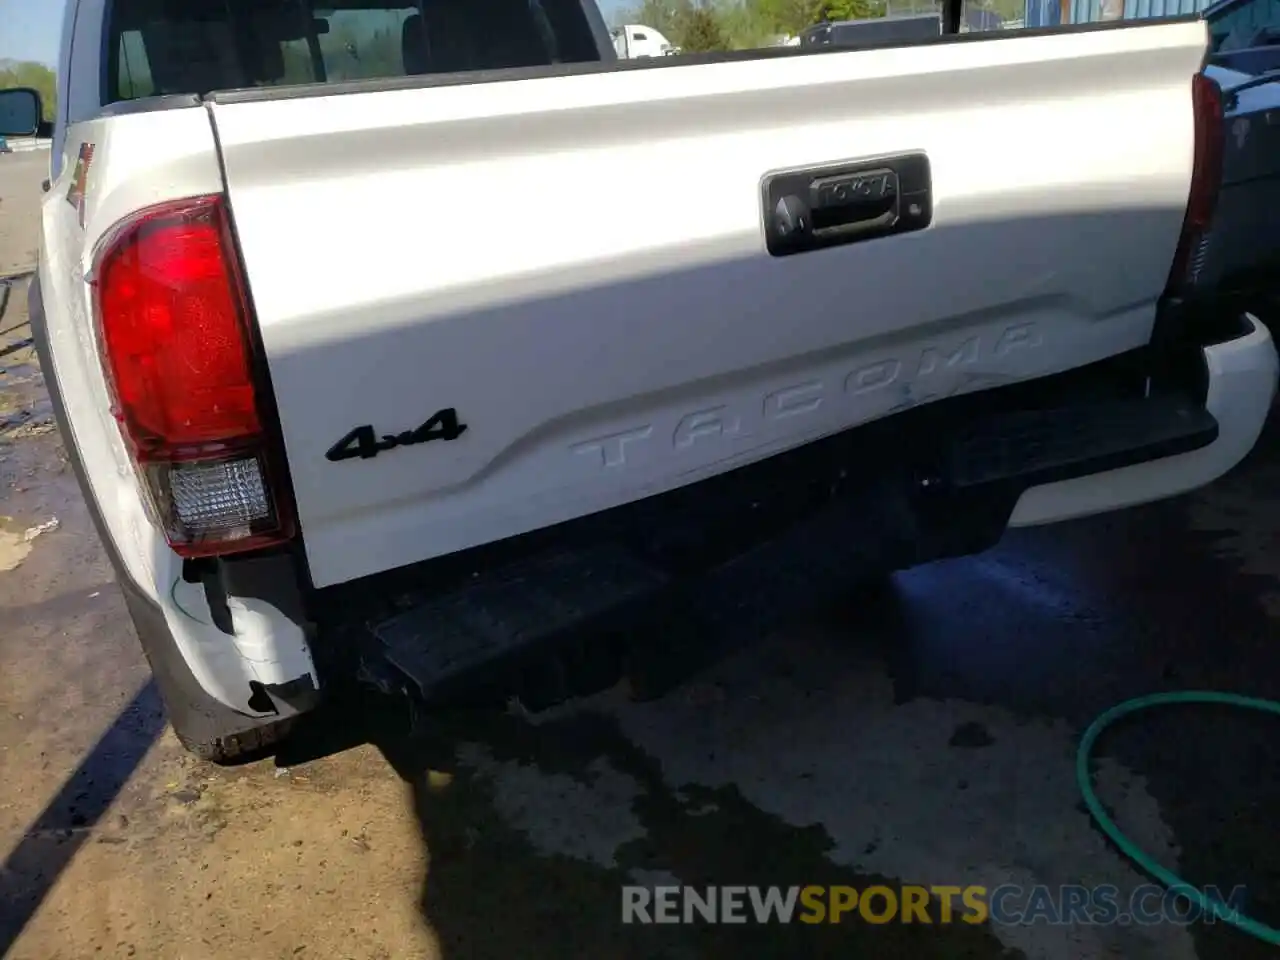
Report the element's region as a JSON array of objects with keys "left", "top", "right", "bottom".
[{"left": 2, "top": 148, "right": 1280, "bottom": 959}]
